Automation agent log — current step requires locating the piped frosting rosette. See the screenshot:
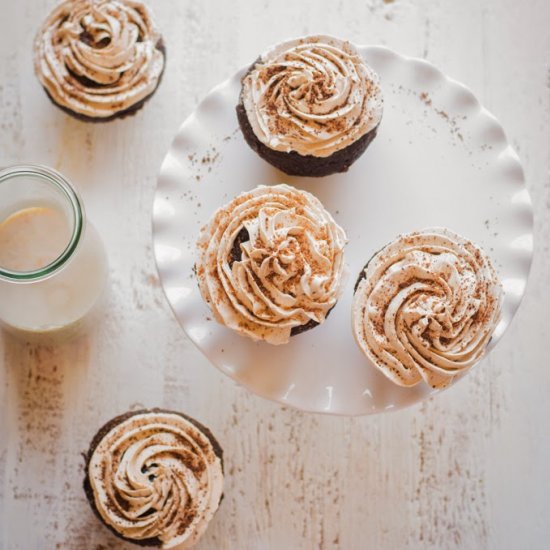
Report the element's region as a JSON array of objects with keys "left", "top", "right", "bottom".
[
  {"left": 88, "top": 411, "right": 223, "bottom": 549},
  {"left": 241, "top": 35, "right": 383, "bottom": 157},
  {"left": 352, "top": 228, "right": 502, "bottom": 388},
  {"left": 196, "top": 184, "right": 347, "bottom": 345},
  {"left": 34, "top": 0, "right": 165, "bottom": 119}
]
